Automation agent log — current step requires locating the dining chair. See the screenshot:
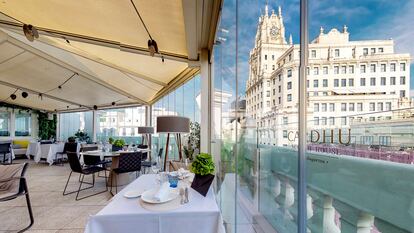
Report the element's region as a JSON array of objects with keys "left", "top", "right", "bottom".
[
  {"left": 141, "top": 148, "right": 163, "bottom": 174},
  {"left": 110, "top": 152, "right": 142, "bottom": 195},
  {"left": 55, "top": 142, "right": 78, "bottom": 165},
  {"left": 63, "top": 152, "right": 108, "bottom": 201},
  {"left": 0, "top": 163, "right": 33, "bottom": 232},
  {"left": 0, "top": 143, "right": 12, "bottom": 164}
]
